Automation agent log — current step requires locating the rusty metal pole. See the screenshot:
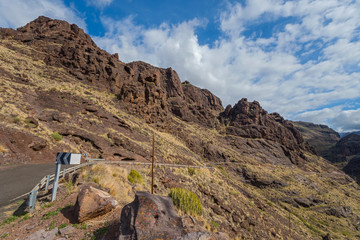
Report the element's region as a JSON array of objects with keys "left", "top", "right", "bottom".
[
  {"left": 151, "top": 134, "right": 155, "bottom": 194},
  {"left": 288, "top": 210, "right": 291, "bottom": 238}
]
